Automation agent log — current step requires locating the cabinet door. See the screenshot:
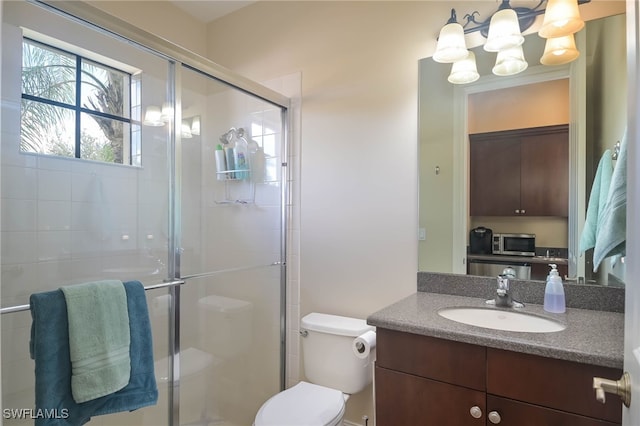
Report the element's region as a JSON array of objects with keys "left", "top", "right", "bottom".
[
  {"left": 470, "top": 136, "right": 521, "bottom": 216},
  {"left": 487, "top": 395, "right": 620, "bottom": 426},
  {"left": 469, "top": 125, "right": 569, "bottom": 217},
  {"left": 487, "top": 348, "right": 622, "bottom": 424},
  {"left": 520, "top": 130, "right": 569, "bottom": 216},
  {"left": 376, "top": 366, "right": 485, "bottom": 426}
]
